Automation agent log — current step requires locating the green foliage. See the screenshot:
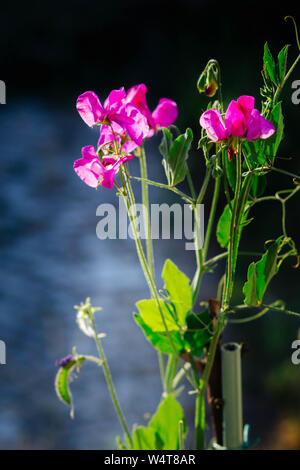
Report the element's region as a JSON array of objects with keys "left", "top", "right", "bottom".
[
  {"left": 132, "top": 395, "right": 187, "bottom": 450},
  {"left": 263, "top": 42, "right": 279, "bottom": 86},
  {"left": 216, "top": 201, "right": 248, "bottom": 249},
  {"left": 55, "top": 356, "right": 86, "bottom": 417},
  {"left": 160, "top": 127, "right": 193, "bottom": 186},
  {"left": 162, "top": 259, "right": 192, "bottom": 326},
  {"left": 225, "top": 154, "right": 237, "bottom": 191},
  {"left": 243, "top": 238, "right": 282, "bottom": 306},
  {"left": 249, "top": 174, "right": 267, "bottom": 198},
  {"left": 264, "top": 102, "right": 284, "bottom": 164},
  {"left": 184, "top": 310, "right": 212, "bottom": 357},
  {"left": 134, "top": 314, "right": 184, "bottom": 355},
  {"left": 134, "top": 260, "right": 212, "bottom": 355},
  {"left": 277, "top": 45, "right": 290, "bottom": 83},
  {"left": 136, "top": 299, "right": 180, "bottom": 332}
]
